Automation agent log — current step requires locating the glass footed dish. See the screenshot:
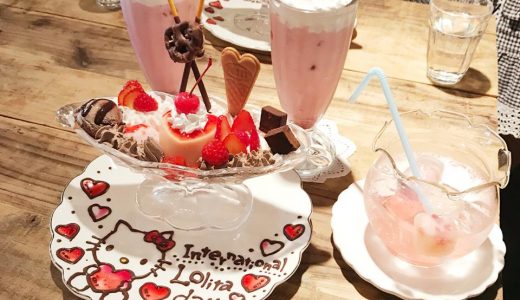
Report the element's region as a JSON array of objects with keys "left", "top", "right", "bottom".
[{"left": 56, "top": 92, "right": 307, "bottom": 231}]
